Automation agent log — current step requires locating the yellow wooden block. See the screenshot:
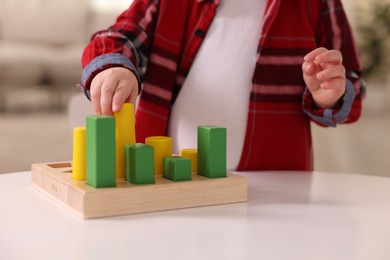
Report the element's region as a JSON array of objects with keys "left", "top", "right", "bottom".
[
  {"left": 72, "top": 127, "right": 86, "bottom": 180},
  {"left": 180, "top": 148, "right": 198, "bottom": 172},
  {"left": 145, "top": 136, "right": 172, "bottom": 175},
  {"left": 114, "top": 103, "right": 136, "bottom": 178}
]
